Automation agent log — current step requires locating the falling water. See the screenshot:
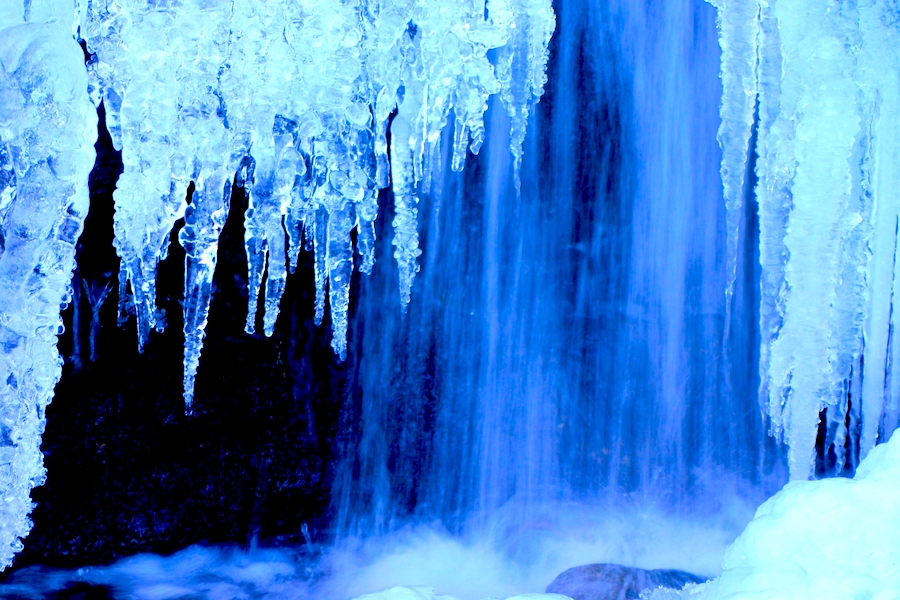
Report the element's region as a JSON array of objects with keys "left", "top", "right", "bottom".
[{"left": 333, "top": 0, "right": 783, "bottom": 541}]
